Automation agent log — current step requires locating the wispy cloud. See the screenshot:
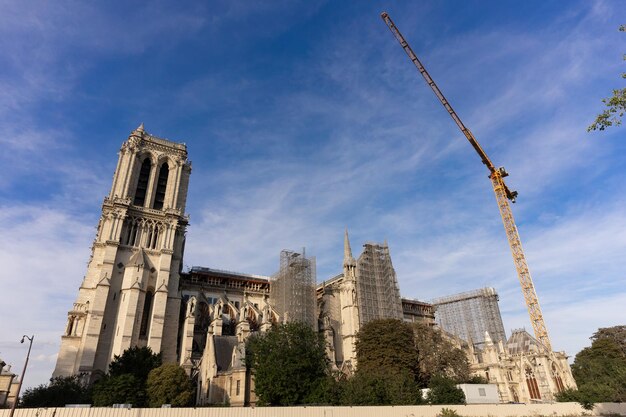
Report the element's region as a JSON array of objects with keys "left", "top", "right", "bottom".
[{"left": 1, "top": 0, "right": 625, "bottom": 389}]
